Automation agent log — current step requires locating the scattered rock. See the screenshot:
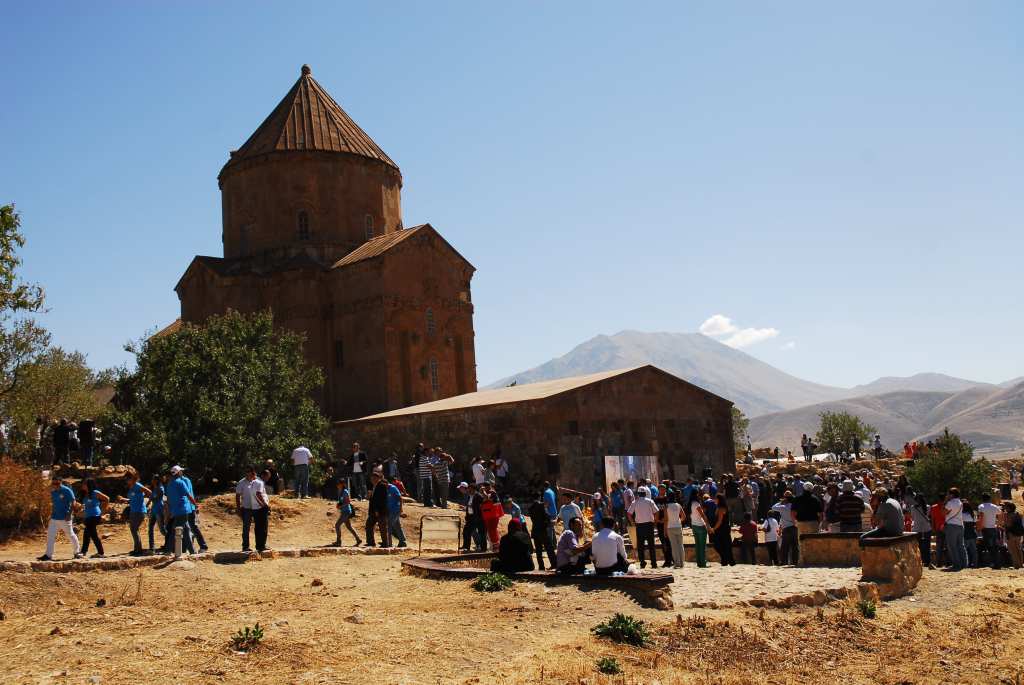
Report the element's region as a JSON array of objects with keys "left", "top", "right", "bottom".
[
  {"left": 345, "top": 612, "right": 365, "bottom": 624},
  {"left": 89, "top": 676, "right": 102, "bottom": 684},
  {"left": 0, "top": 610, "right": 5, "bottom": 620},
  {"left": 272, "top": 619, "right": 288, "bottom": 627},
  {"left": 311, "top": 578, "right": 324, "bottom": 587},
  {"left": 95, "top": 598, "right": 106, "bottom": 607},
  {"left": 56, "top": 599, "right": 66, "bottom": 606},
  {"left": 166, "top": 560, "right": 196, "bottom": 571},
  {"left": 49, "top": 626, "right": 63, "bottom": 636}
]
